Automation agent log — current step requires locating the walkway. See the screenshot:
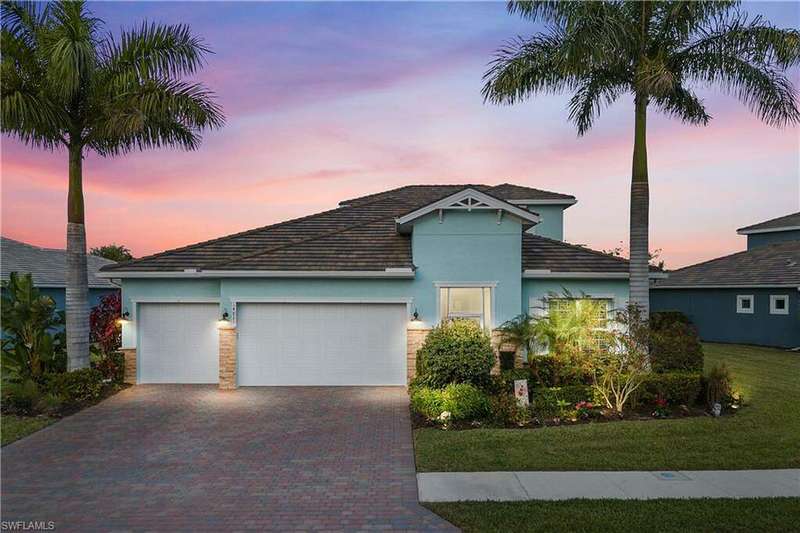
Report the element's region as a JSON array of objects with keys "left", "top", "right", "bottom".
[{"left": 418, "top": 470, "right": 800, "bottom": 501}]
